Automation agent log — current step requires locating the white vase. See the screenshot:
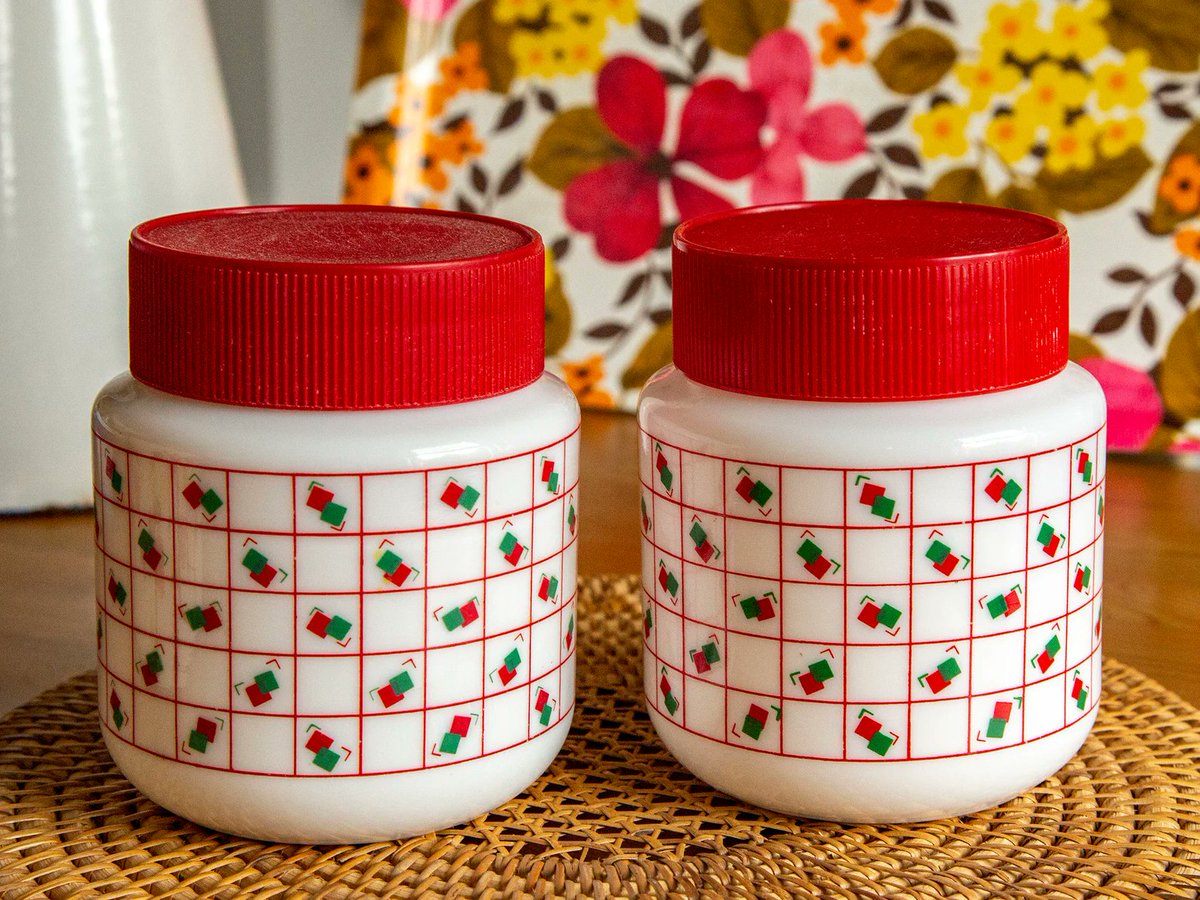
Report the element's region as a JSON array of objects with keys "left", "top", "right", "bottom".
[{"left": 0, "top": 0, "right": 245, "bottom": 511}]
